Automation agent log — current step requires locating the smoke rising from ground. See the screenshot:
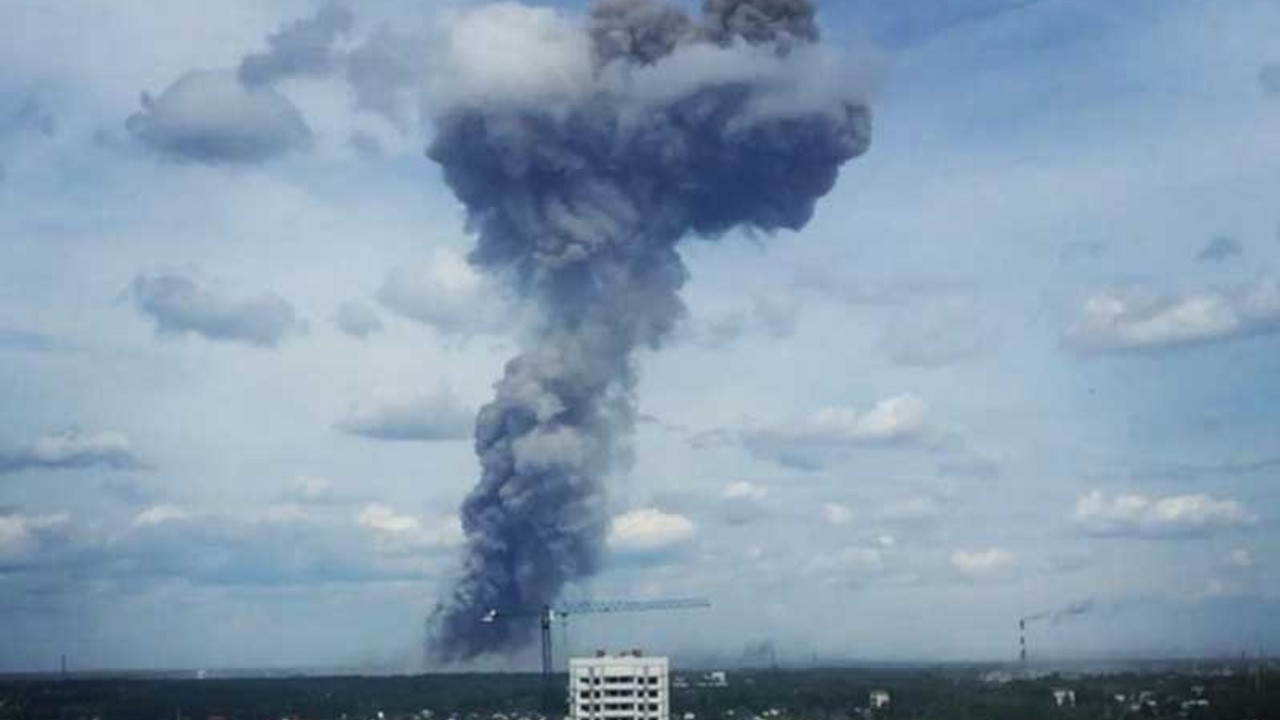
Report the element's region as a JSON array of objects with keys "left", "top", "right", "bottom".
[{"left": 425, "top": 0, "right": 872, "bottom": 662}]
